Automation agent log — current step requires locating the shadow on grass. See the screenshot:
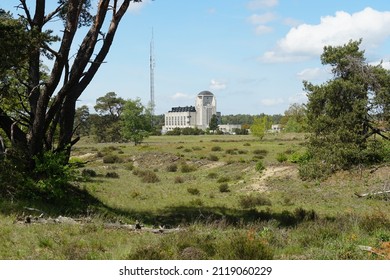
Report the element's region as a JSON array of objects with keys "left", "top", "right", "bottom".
[{"left": 1, "top": 184, "right": 317, "bottom": 228}]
